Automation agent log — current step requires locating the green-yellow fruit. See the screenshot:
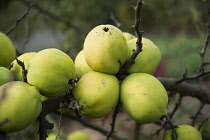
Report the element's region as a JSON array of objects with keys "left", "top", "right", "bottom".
[
  {"left": 10, "top": 52, "right": 36, "bottom": 81},
  {"left": 27, "top": 48, "right": 76, "bottom": 97},
  {"left": 73, "top": 71, "right": 119, "bottom": 118},
  {"left": 0, "top": 81, "right": 42, "bottom": 132},
  {"left": 83, "top": 24, "right": 129, "bottom": 74},
  {"left": 0, "top": 67, "right": 14, "bottom": 86},
  {"left": 123, "top": 32, "right": 135, "bottom": 41},
  {"left": 165, "top": 125, "right": 202, "bottom": 140},
  {"left": 120, "top": 73, "right": 168, "bottom": 124},
  {"left": 67, "top": 130, "right": 89, "bottom": 140},
  {"left": 127, "top": 38, "right": 161, "bottom": 74},
  {"left": 47, "top": 133, "right": 62, "bottom": 140},
  {"left": 75, "top": 50, "right": 93, "bottom": 79},
  {"left": 0, "top": 32, "right": 16, "bottom": 67}
]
